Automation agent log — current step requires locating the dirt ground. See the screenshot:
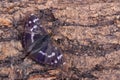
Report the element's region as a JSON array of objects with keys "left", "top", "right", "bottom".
[{"left": 0, "top": 0, "right": 120, "bottom": 80}]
